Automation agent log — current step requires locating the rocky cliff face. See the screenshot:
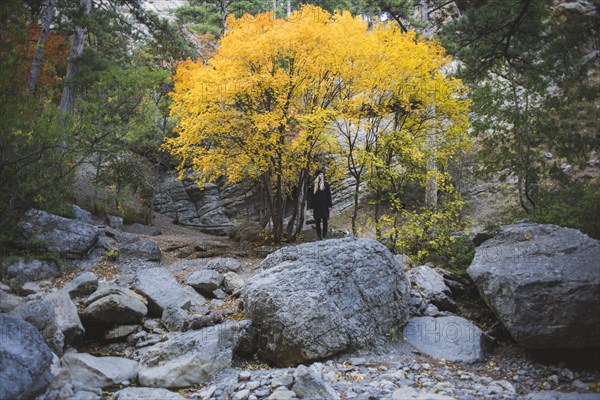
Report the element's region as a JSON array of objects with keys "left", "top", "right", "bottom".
[{"left": 141, "top": 0, "right": 188, "bottom": 21}]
